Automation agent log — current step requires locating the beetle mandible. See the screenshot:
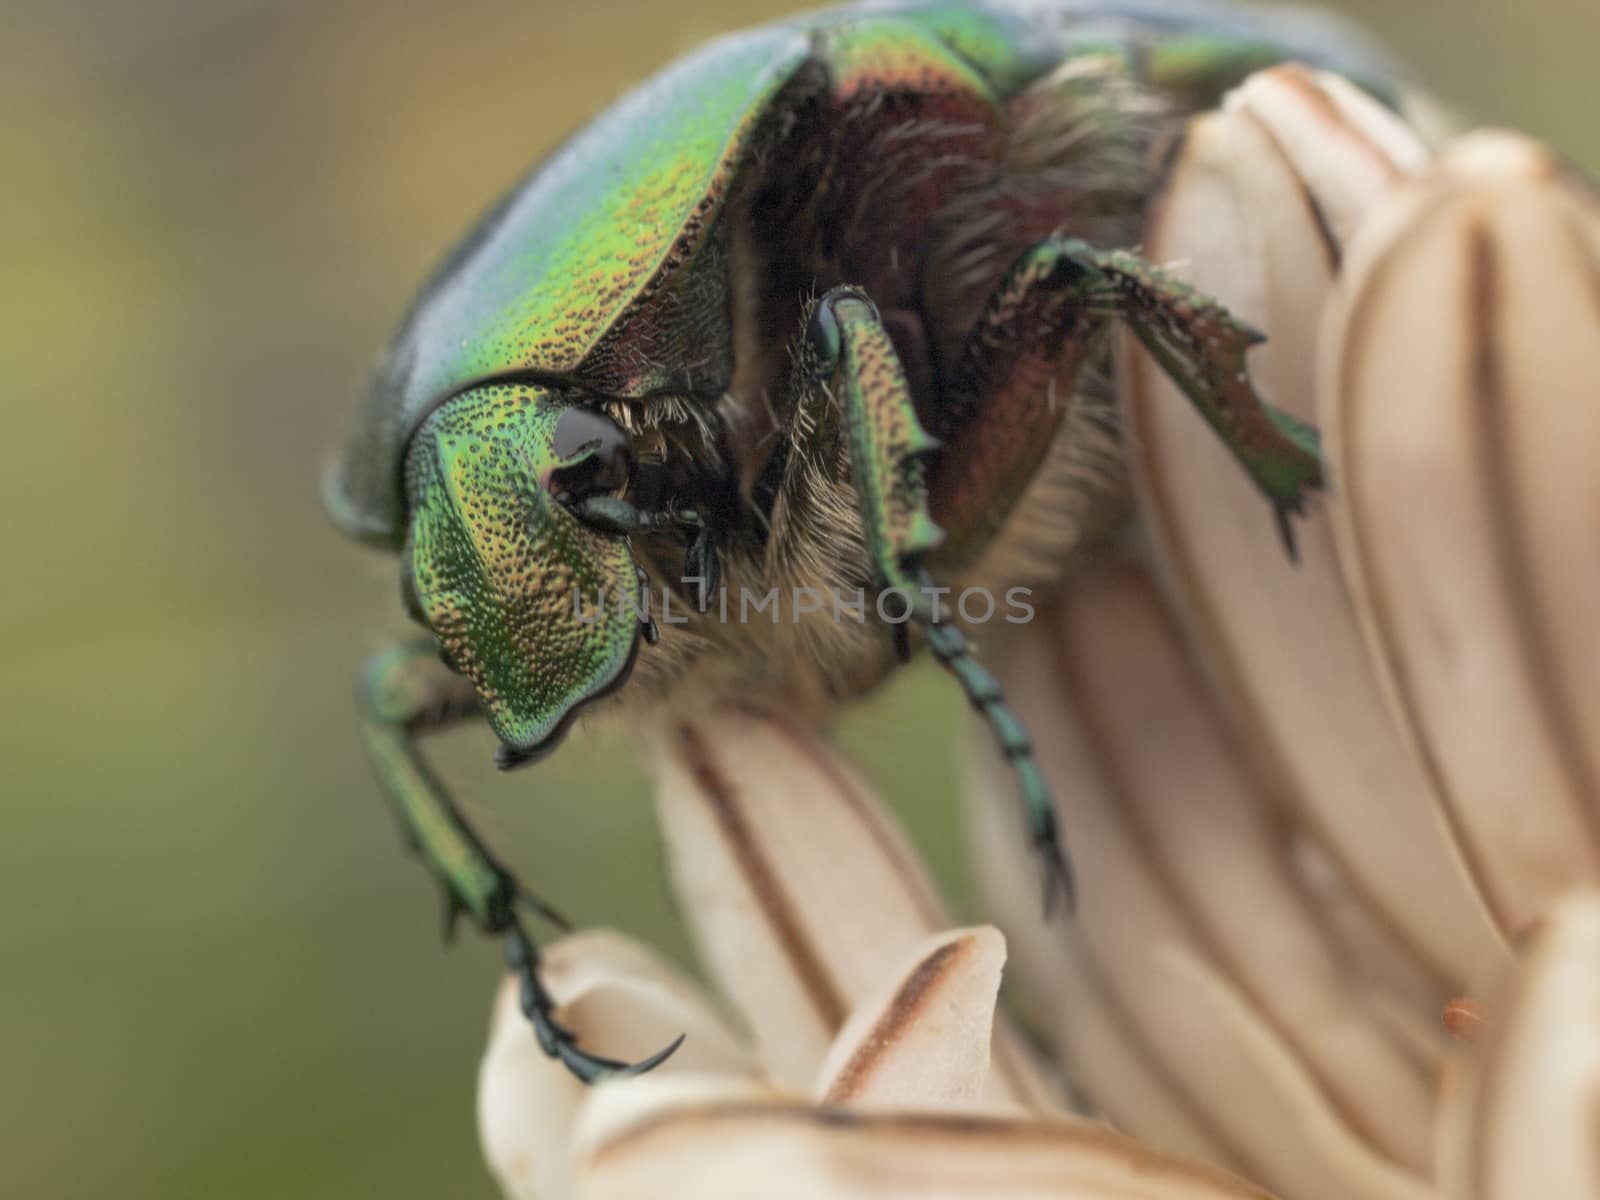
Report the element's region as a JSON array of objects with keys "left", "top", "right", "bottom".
[{"left": 328, "top": 0, "right": 1395, "bottom": 1081}]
